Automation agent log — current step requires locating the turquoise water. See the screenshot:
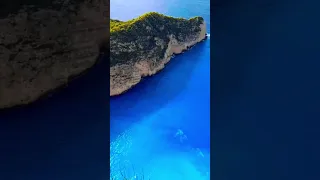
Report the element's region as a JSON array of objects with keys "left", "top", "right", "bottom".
[{"left": 110, "top": 0, "right": 211, "bottom": 179}]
